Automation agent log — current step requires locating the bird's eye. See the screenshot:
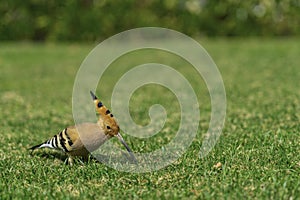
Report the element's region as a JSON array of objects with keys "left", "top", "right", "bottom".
[{"left": 106, "top": 126, "right": 111, "bottom": 129}]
